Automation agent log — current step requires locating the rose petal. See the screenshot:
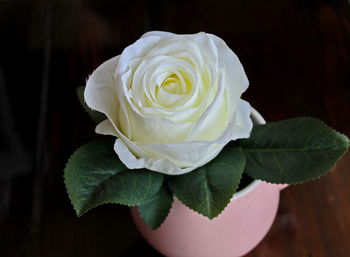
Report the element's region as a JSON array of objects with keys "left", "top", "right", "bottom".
[
  {"left": 188, "top": 70, "right": 227, "bottom": 141},
  {"left": 84, "top": 56, "right": 120, "bottom": 116},
  {"left": 125, "top": 103, "right": 193, "bottom": 143},
  {"left": 114, "top": 138, "right": 194, "bottom": 174},
  {"left": 208, "top": 33, "right": 249, "bottom": 94},
  {"left": 141, "top": 31, "right": 175, "bottom": 39},
  {"left": 95, "top": 119, "right": 117, "bottom": 136},
  {"left": 231, "top": 99, "right": 253, "bottom": 140},
  {"left": 113, "top": 107, "right": 243, "bottom": 175},
  {"left": 114, "top": 136, "right": 224, "bottom": 175}
]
